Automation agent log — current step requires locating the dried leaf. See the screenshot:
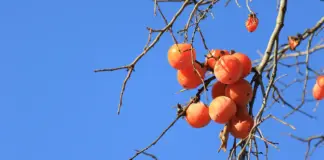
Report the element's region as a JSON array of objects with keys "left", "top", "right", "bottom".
[{"left": 218, "top": 123, "right": 230, "bottom": 152}]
